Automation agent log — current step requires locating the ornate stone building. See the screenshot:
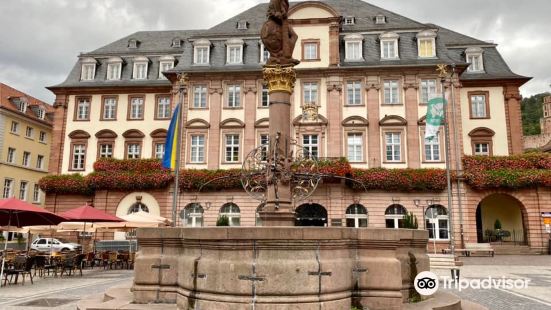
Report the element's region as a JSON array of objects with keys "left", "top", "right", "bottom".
[{"left": 45, "top": 0, "right": 550, "bottom": 253}]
